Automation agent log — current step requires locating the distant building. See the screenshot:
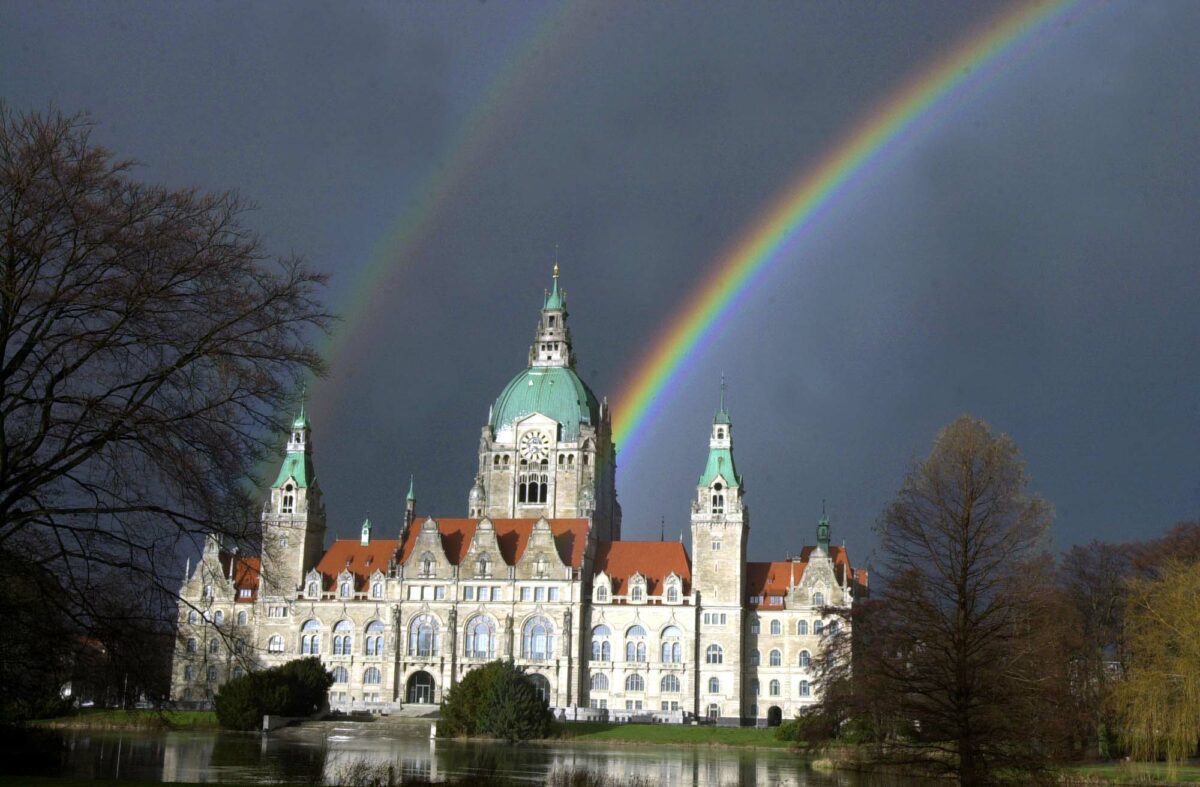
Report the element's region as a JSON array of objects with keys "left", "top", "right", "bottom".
[{"left": 172, "top": 268, "right": 866, "bottom": 725}]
